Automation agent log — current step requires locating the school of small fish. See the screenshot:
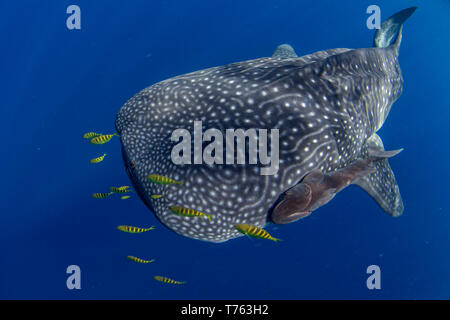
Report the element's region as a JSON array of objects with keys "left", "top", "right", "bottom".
[{"left": 83, "top": 130, "right": 280, "bottom": 286}]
